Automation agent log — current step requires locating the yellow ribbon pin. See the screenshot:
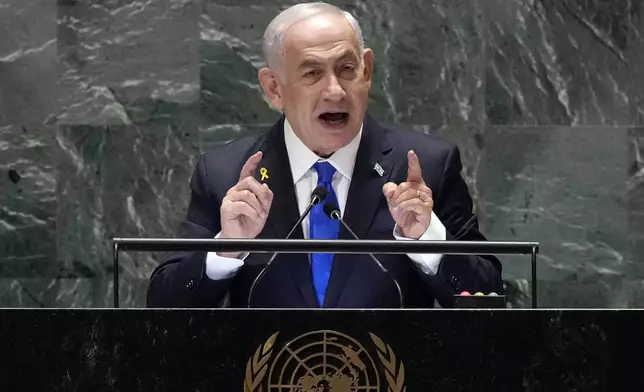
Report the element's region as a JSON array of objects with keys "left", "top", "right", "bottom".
[{"left": 260, "top": 167, "right": 269, "bottom": 181}]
